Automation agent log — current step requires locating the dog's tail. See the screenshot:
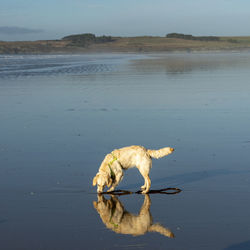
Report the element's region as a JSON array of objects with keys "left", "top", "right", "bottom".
[
  {"left": 148, "top": 223, "right": 175, "bottom": 238},
  {"left": 147, "top": 147, "right": 174, "bottom": 159}
]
